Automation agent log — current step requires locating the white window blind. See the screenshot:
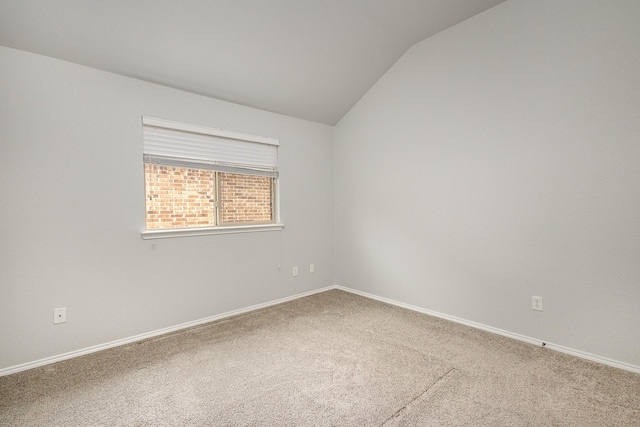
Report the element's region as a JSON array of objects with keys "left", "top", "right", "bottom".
[{"left": 142, "top": 116, "right": 279, "bottom": 177}]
